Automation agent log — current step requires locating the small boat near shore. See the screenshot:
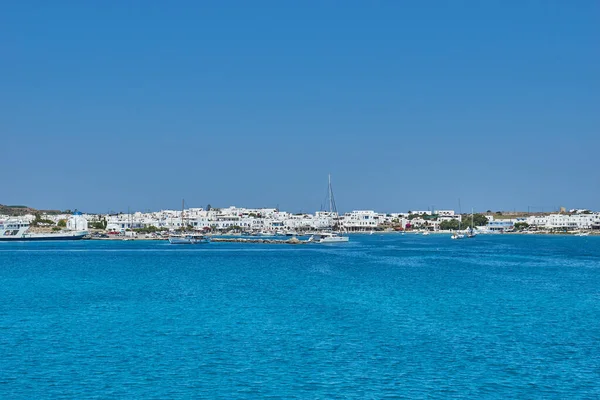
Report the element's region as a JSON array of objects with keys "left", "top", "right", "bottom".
[
  {"left": 168, "top": 234, "right": 210, "bottom": 244},
  {"left": 167, "top": 199, "right": 210, "bottom": 244},
  {"left": 309, "top": 175, "right": 349, "bottom": 244},
  {"left": 308, "top": 231, "right": 349, "bottom": 243},
  {"left": 466, "top": 209, "right": 477, "bottom": 238},
  {"left": 451, "top": 232, "right": 465, "bottom": 240},
  {"left": 451, "top": 199, "right": 467, "bottom": 240}
]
